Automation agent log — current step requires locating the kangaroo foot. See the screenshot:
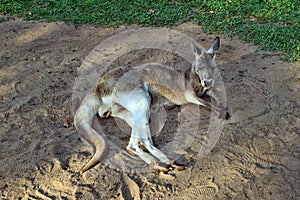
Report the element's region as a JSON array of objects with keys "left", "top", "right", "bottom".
[
  {"left": 170, "top": 161, "right": 186, "bottom": 171},
  {"left": 151, "top": 161, "right": 186, "bottom": 173}
]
